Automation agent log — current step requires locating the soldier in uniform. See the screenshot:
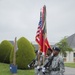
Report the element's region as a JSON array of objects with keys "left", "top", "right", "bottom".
[
  {"left": 41, "top": 48, "right": 53, "bottom": 75},
  {"left": 28, "top": 50, "right": 43, "bottom": 75},
  {"left": 28, "top": 50, "right": 38, "bottom": 75},
  {"left": 49, "top": 47, "right": 65, "bottom": 75},
  {"left": 34, "top": 50, "right": 43, "bottom": 75},
  {"left": 42, "top": 47, "right": 65, "bottom": 75}
]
